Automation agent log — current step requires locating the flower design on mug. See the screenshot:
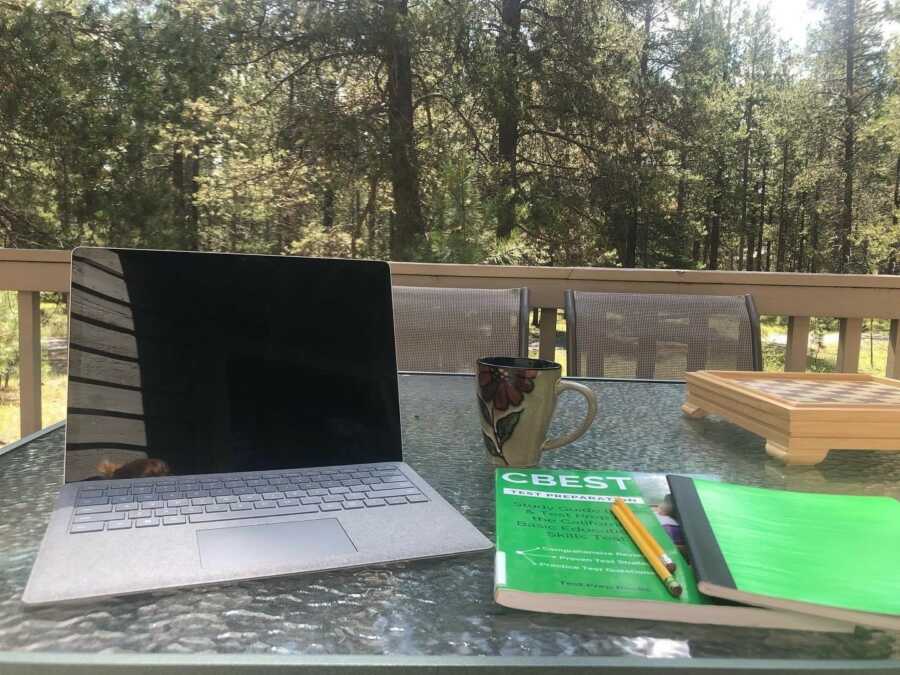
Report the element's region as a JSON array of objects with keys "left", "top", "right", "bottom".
[
  {"left": 478, "top": 364, "right": 537, "bottom": 411},
  {"left": 478, "top": 363, "right": 539, "bottom": 465}
]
